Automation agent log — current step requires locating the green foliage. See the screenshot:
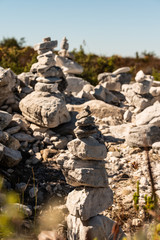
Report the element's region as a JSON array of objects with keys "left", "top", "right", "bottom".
[
  {"left": 0, "top": 37, "right": 25, "bottom": 49},
  {"left": 143, "top": 194, "right": 155, "bottom": 211},
  {"left": 133, "top": 181, "right": 140, "bottom": 211},
  {"left": 152, "top": 68, "right": 160, "bottom": 82},
  {"left": 0, "top": 177, "right": 23, "bottom": 239}
]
